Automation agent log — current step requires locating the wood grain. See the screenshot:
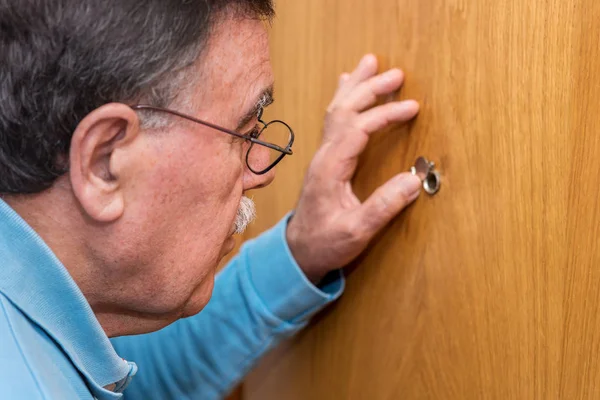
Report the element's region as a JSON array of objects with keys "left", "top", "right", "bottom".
[{"left": 242, "top": 0, "right": 600, "bottom": 398}]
